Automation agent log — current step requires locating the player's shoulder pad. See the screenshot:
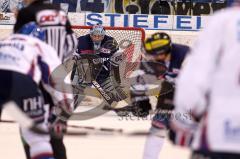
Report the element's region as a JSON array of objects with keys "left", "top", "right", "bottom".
[
  {"left": 170, "top": 43, "right": 189, "bottom": 68},
  {"left": 77, "top": 34, "right": 92, "bottom": 51},
  {"left": 172, "top": 43, "right": 190, "bottom": 51},
  {"left": 77, "top": 34, "right": 91, "bottom": 42},
  {"left": 172, "top": 43, "right": 189, "bottom": 56}
]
